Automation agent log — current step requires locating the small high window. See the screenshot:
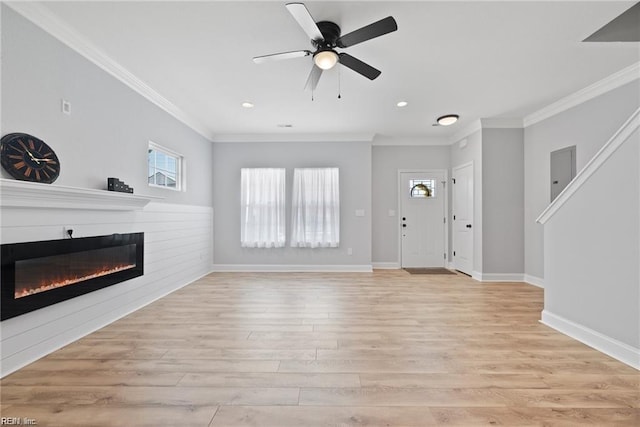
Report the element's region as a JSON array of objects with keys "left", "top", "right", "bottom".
[
  {"left": 410, "top": 179, "right": 436, "bottom": 198},
  {"left": 148, "top": 142, "right": 184, "bottom": 191}
]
